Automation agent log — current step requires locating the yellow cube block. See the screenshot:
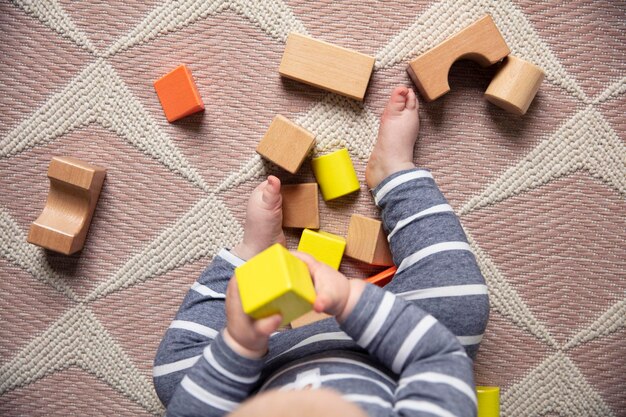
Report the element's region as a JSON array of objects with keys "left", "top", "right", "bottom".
[
  {"left": 311, "top": 148, "right": 360, "bottom": 201},
  {"left": 476, "top": 386, "right": 500, "bottom": 417},
  {"left": 297, "top": 229, "right": 346, "bottom": 270},
  {"left": 235, "top": 244, "right": 316, "bottom": 326}
]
